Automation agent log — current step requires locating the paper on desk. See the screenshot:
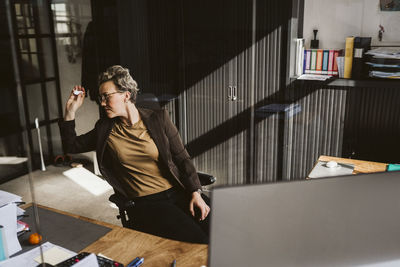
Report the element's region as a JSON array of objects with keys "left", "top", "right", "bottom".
[
  {"left": 16, "top": 207, "right": 25, "bottom": 217},
  {"left": 73, "top": 253, "right": 99, "bottom": 267},
  {"left": 16, "top": 221, "right": 29, "bottom": 233},
  {"left": 0, "top": 204, "right": 21, "bottom": 256},
  {"left": 0, "top": 190, "right": 21, "bottom": 207},
  {"left": 0, "top": 242, "right": 76, "bottom": 267},
  {"left": 33, "top": 246, "right": 75, "bottom": 265},
  {"left": 16, "top": 222, "right": 25, "bottom": 233},
  {"left": 297, "top": 74, "right": 332, "bottom": 81},
  {"left": 308, "top": 161, "right": 354, "bottom": 179}
]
